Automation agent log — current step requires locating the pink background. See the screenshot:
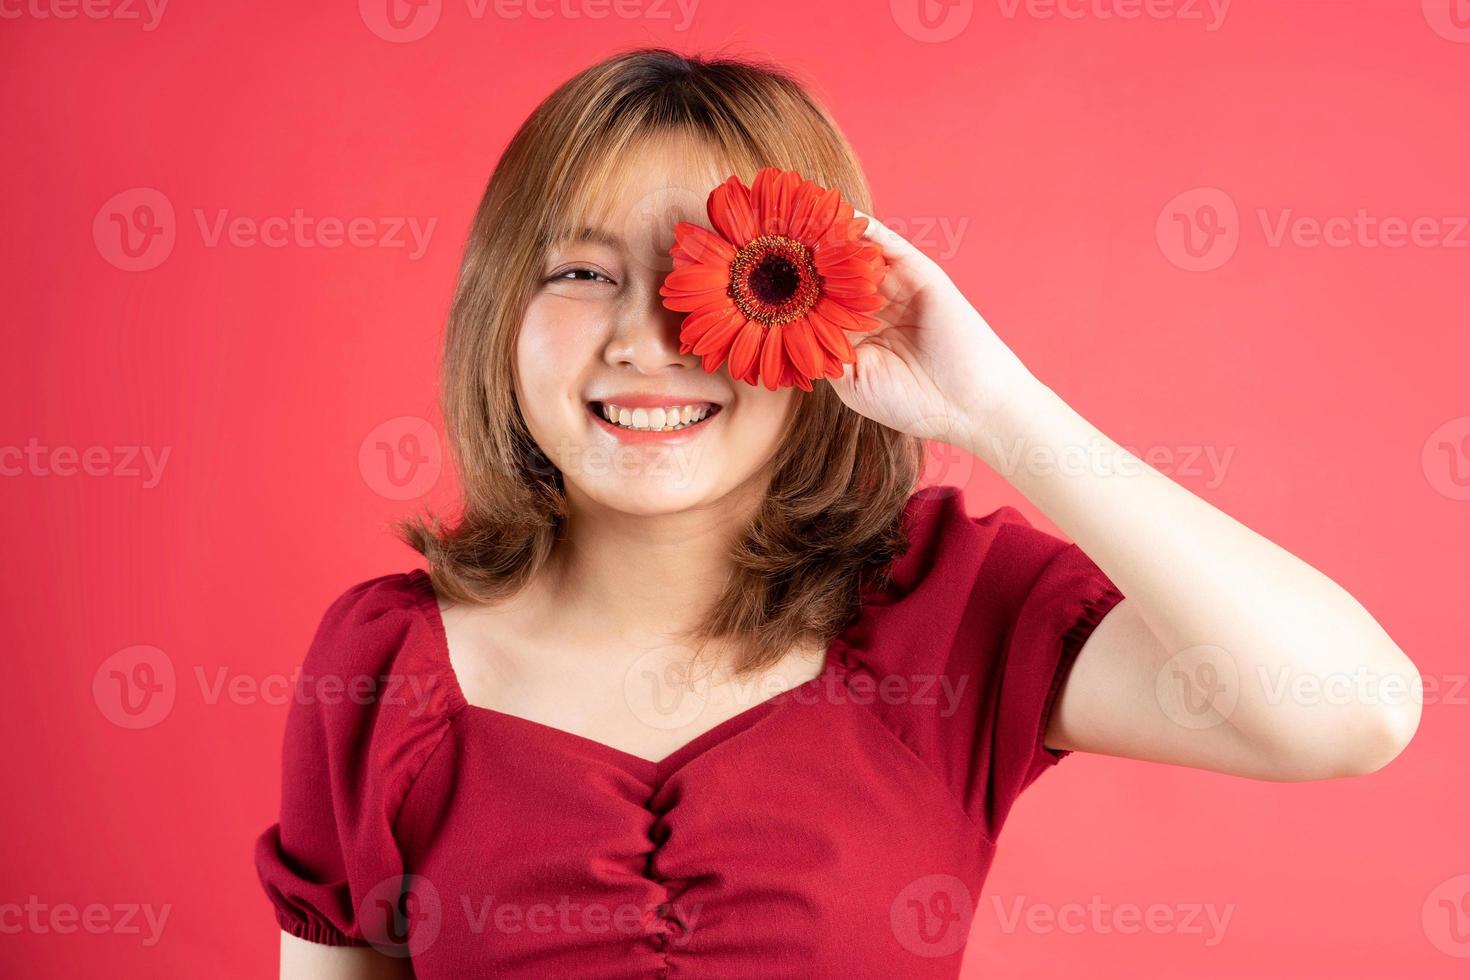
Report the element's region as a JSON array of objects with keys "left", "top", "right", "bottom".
[{"left": 4, "top": 1, "right": 1468, "bottom": 976}]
